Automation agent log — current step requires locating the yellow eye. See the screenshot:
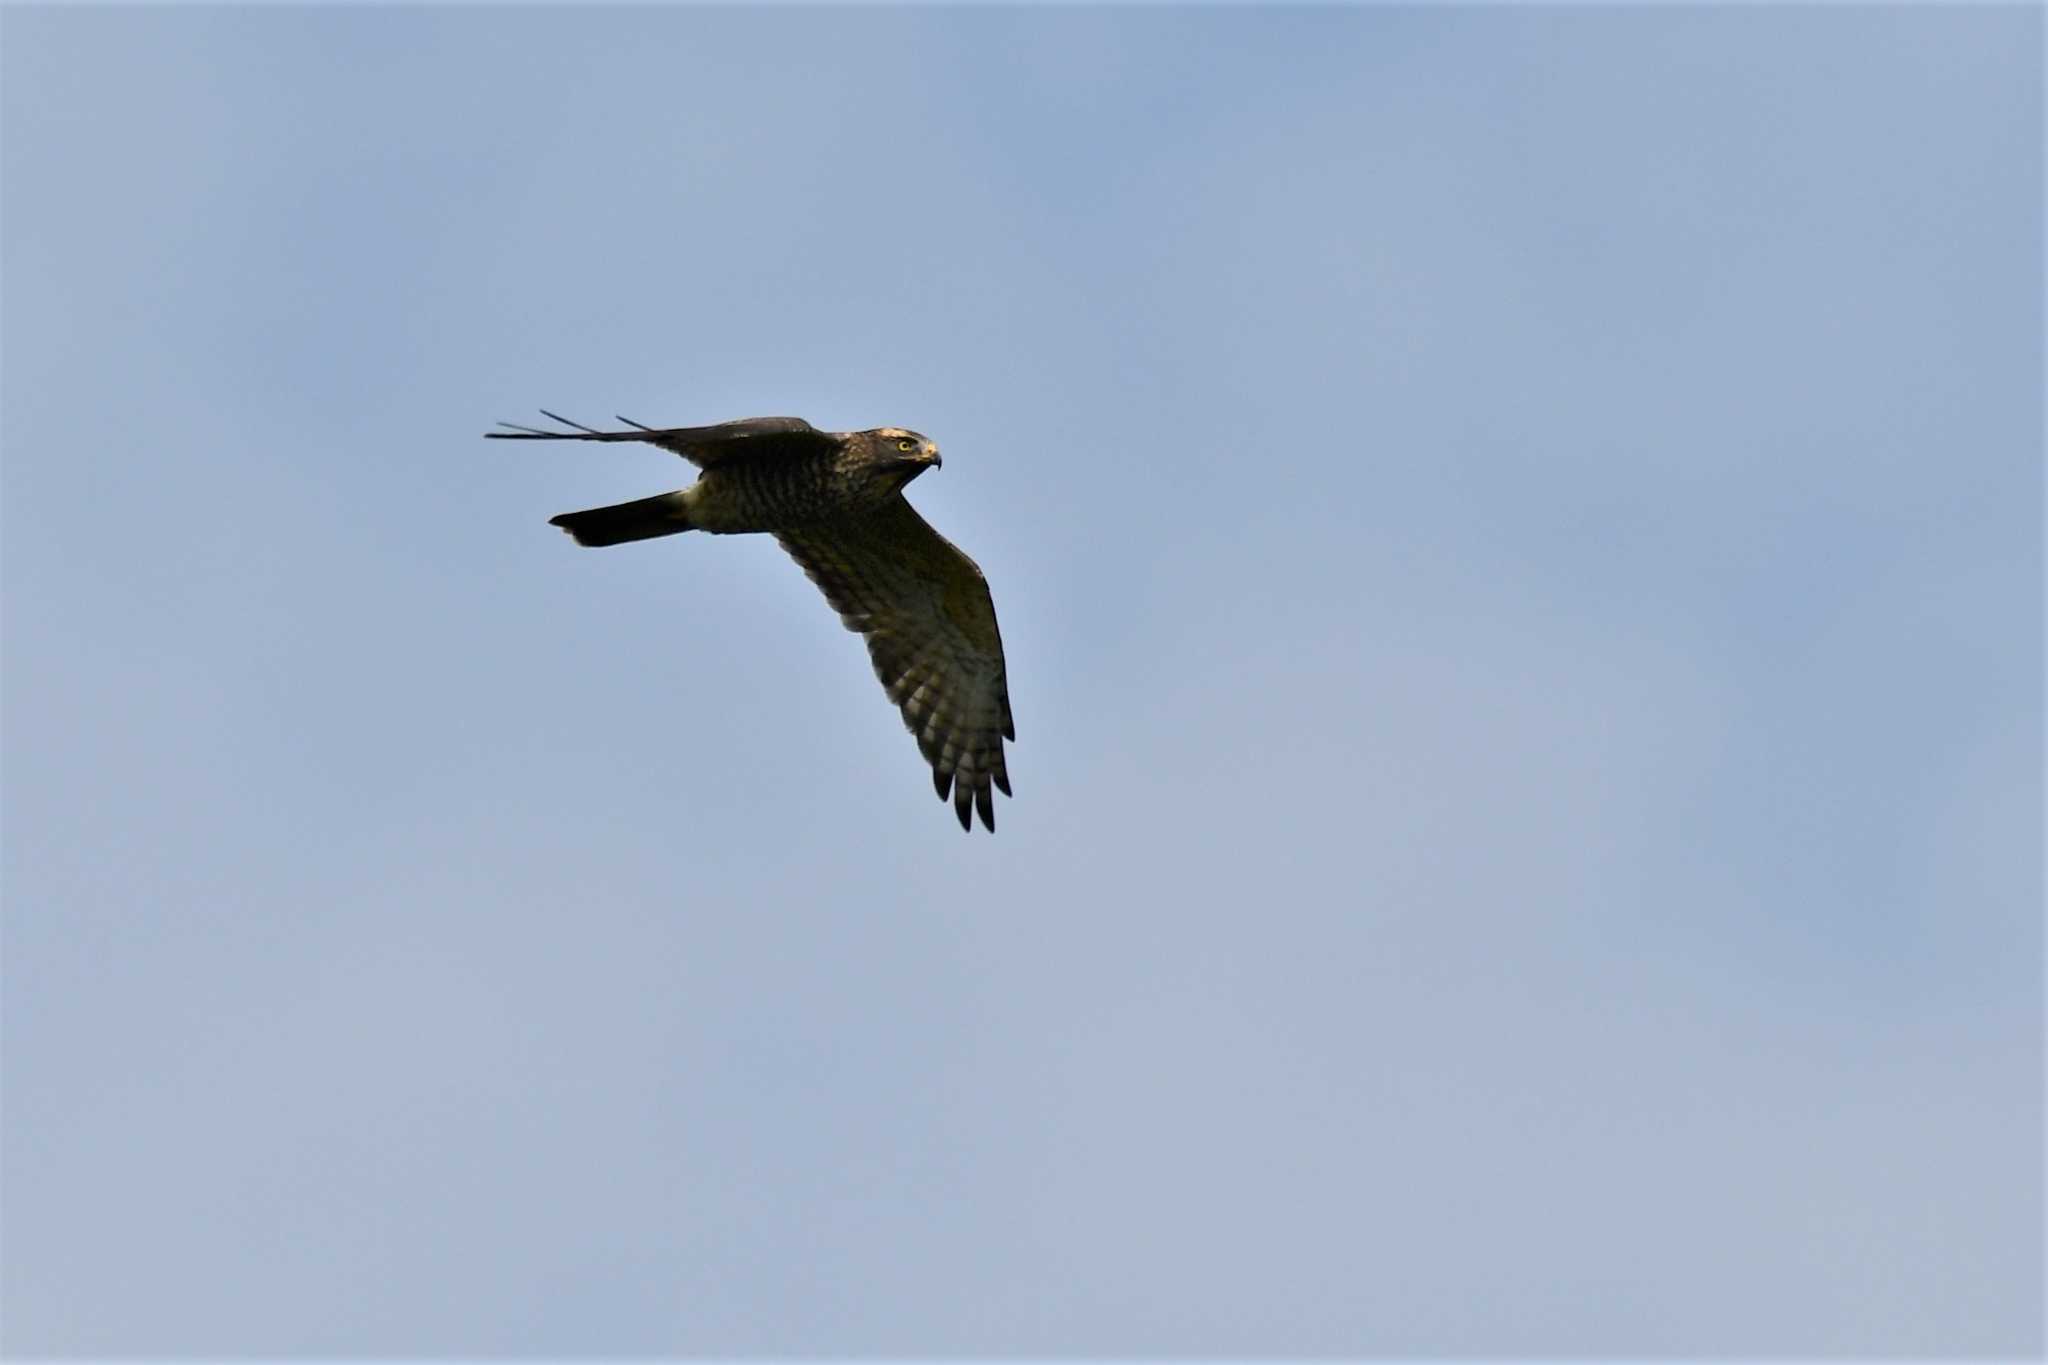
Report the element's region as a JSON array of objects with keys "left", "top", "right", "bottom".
[{"left": 897, "top": 438, "right": 918, "bottom": 452}]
